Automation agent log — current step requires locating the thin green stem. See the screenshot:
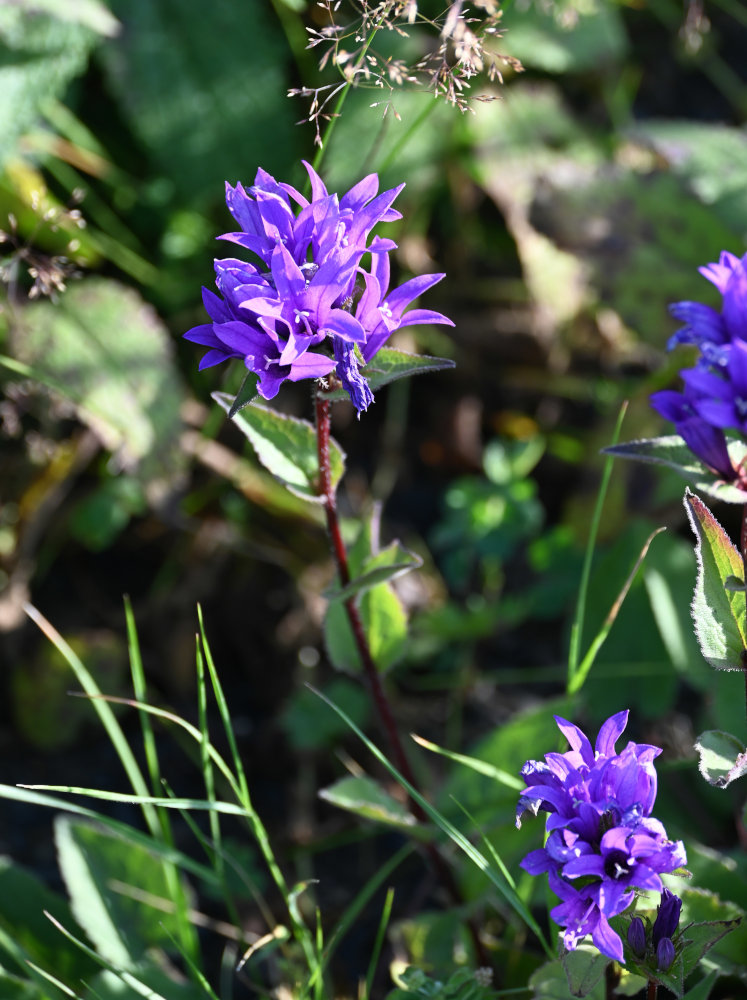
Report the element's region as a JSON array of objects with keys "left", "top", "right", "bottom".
[{"left": 567, "top": 401, "right": 627, "bottom": 690}]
